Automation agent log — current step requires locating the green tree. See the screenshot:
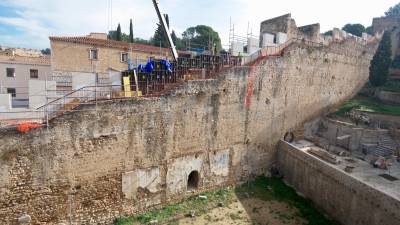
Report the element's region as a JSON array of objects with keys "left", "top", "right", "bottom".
[
  {"left": 342, "top": 24, "right": 365, "bottom": 37},
  {"left": 386, "top": 3, "right": 400, "bottom": 16},
  {"left": 152, "top": 17, "right": 169, "bottom": 48},
  {"left": 116, "top": 23, "right": 122, "bottom": 41},
  {"left": 129, "top": 19, "right": 134, "bottom": 43},
  {"left": 41, "top": 48, "right": 51, "bottom": 55},
  {"left": 324, "top": 30, "right": 333, "bottom": 36},
  {"left": 369, "top": 31, "right": 392, "bottom": 86},
  {"left": 182, "top": 25, "right": 222, "bottom": 51}
]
